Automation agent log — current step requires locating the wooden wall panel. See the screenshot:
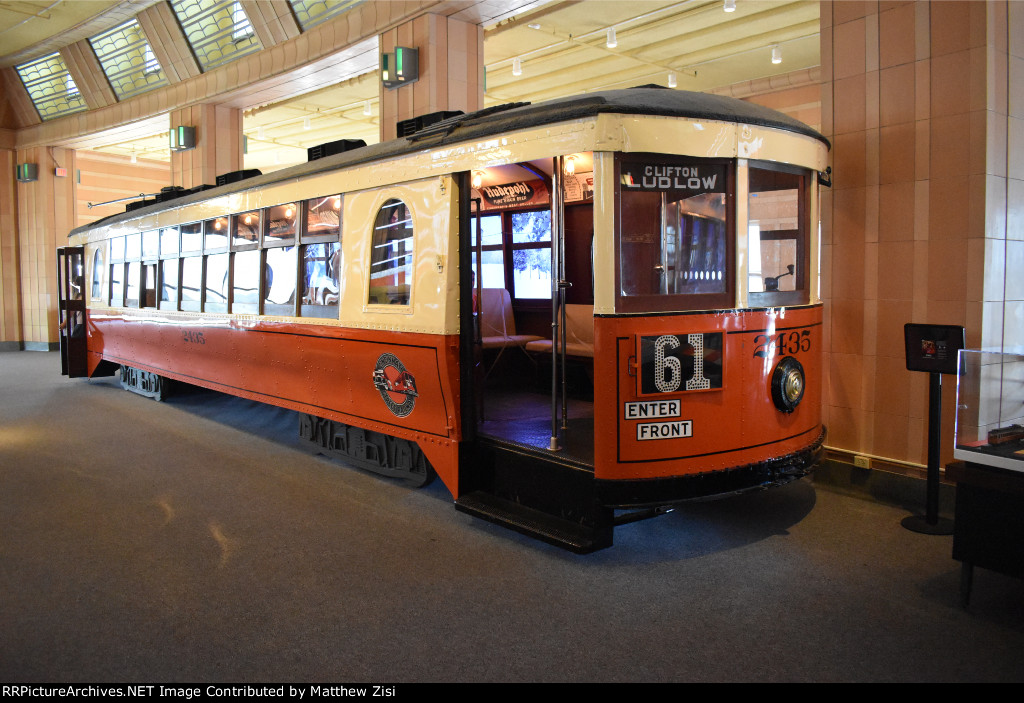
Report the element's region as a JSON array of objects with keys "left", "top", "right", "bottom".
[
  {"left": 14, "top": 146, "right": 76, "bottom": 346},
  {"left": 242, "top": 0, "right": 301, "bottom": 47},
  {"left": 61, "top": 41, "right": 117, "bottom": 110},
  {"left": 0, "top": 67, "right": 41, "bottom": 129},
  {"left": 378, "top": 14, "right": 483, "bottom": 141},
  {"left": 0, "top": 147, "right": 21, "bottom": 346},
  {"left": 11, "top": 0, "right": 443, "bottom": 150},
  {"left": 75, "top": 151, "right": 171, "bottom": 228},
  {"left": 136, "top": 0, "right": 201, "bottom": 84}
]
